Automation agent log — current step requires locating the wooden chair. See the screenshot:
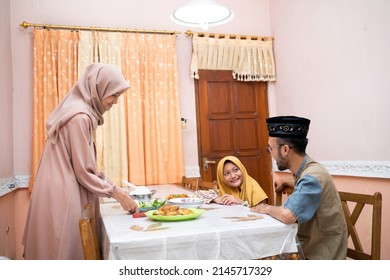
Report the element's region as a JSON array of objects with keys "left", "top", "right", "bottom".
[
  {"left": 181, "top": 176, "right": 199, "bottom": 191},
  {"left": 197, "top": 179, "right": 218, "bottom": 190},
  {"left": 274, "top": 186, "right": 294, "bottom": 206},
  {"left": 339, "top": 191, "right": 382, "bottom": 260},
  {"left": 79, "top": 203, "right": 102, "bottom": 260}
]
